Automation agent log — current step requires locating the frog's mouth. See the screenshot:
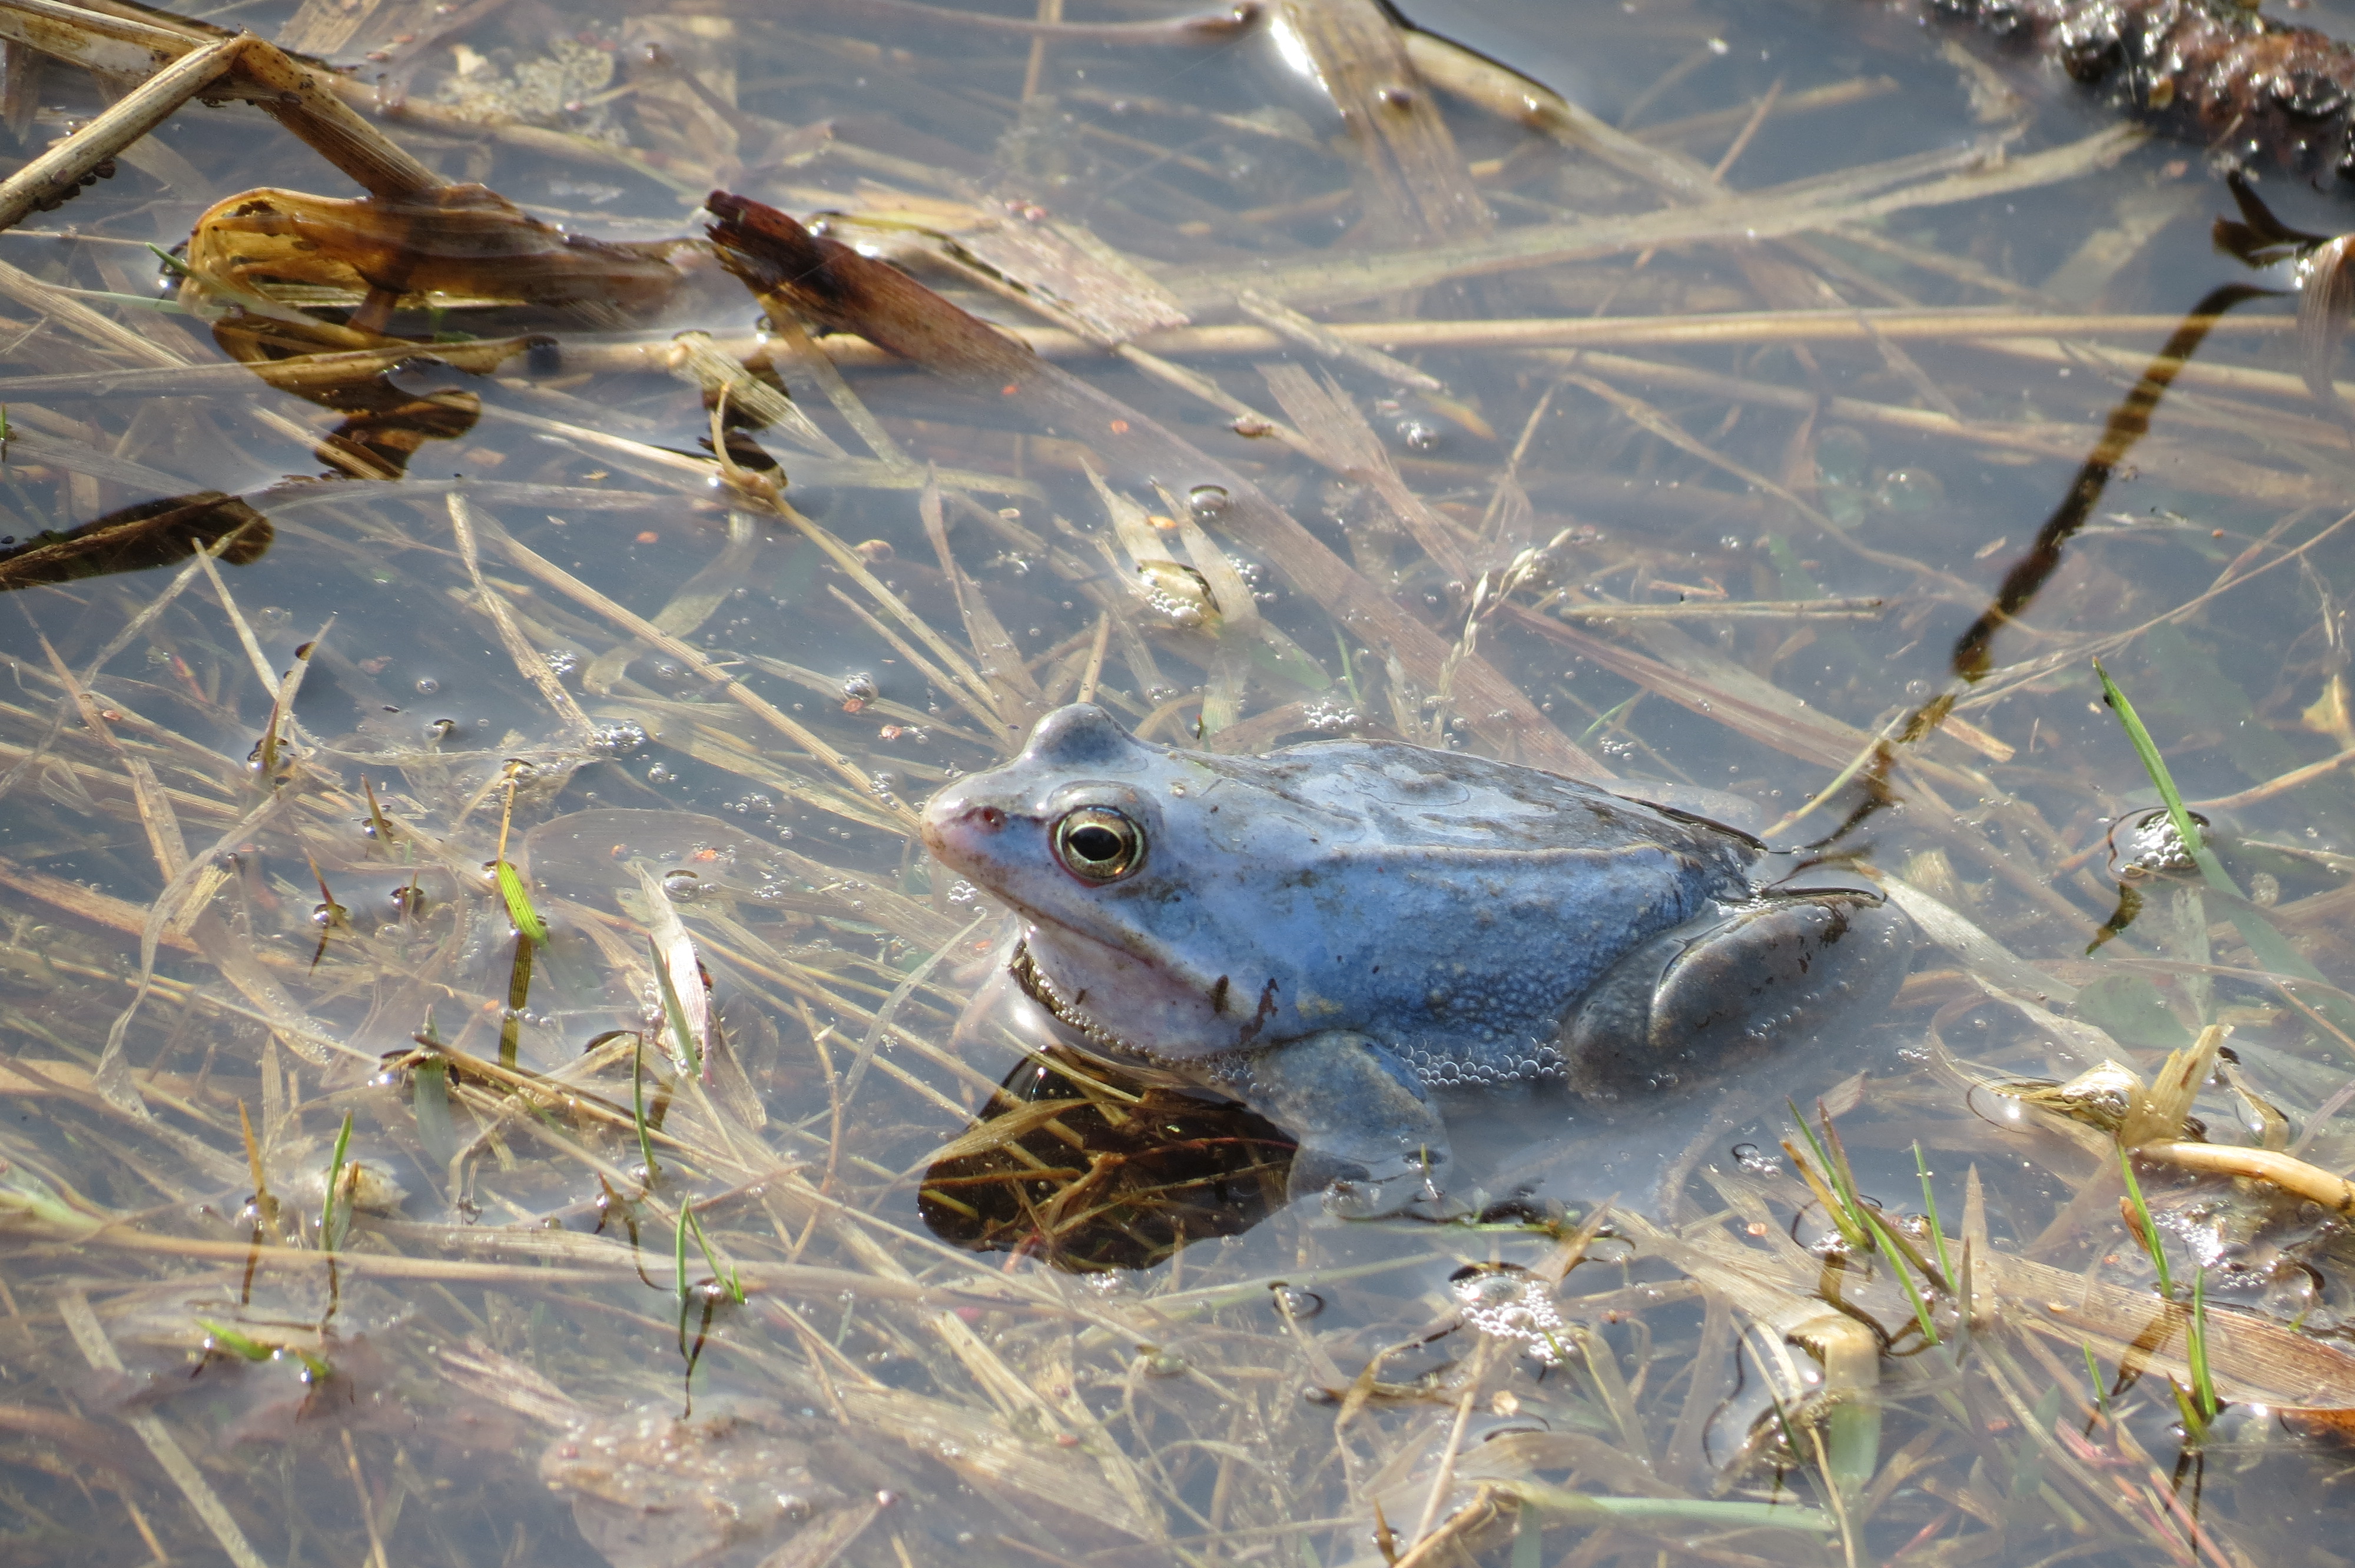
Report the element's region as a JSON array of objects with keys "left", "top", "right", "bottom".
[{"left": 1008, "top": 937, "right": 1161, "bottom": 1067}]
